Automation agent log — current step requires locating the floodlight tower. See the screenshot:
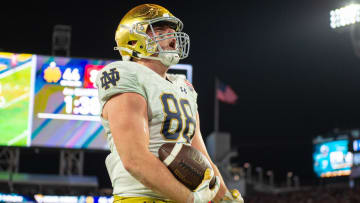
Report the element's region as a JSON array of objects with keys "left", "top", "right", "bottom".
[
  {"left": 330, "top": 3, "right": 360, "bottom": 57},
  {"left": 52, "top": 25, "right": 71, "bottom": 57}
]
